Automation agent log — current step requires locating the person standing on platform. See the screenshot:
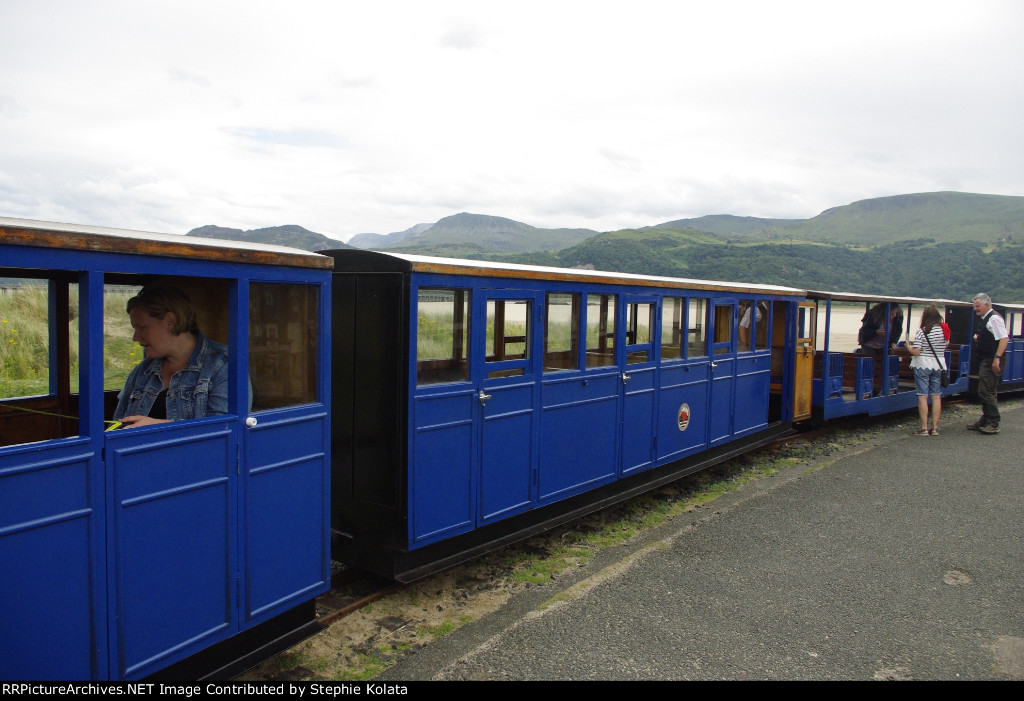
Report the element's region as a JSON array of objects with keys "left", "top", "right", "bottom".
[
  {"left": 905, "top": 304, "right": 947, "bottom": 436},
  {"left": 968, "top": 293, "right": 1008, "bottom": 434}
]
